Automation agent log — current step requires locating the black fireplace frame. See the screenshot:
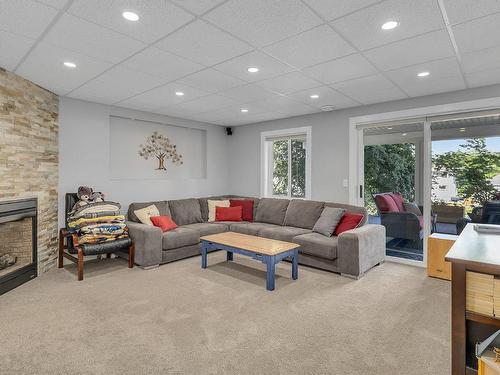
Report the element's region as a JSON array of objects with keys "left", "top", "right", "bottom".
[{"left": 0, "top": 198, "right": 38, "bottom": 295}]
